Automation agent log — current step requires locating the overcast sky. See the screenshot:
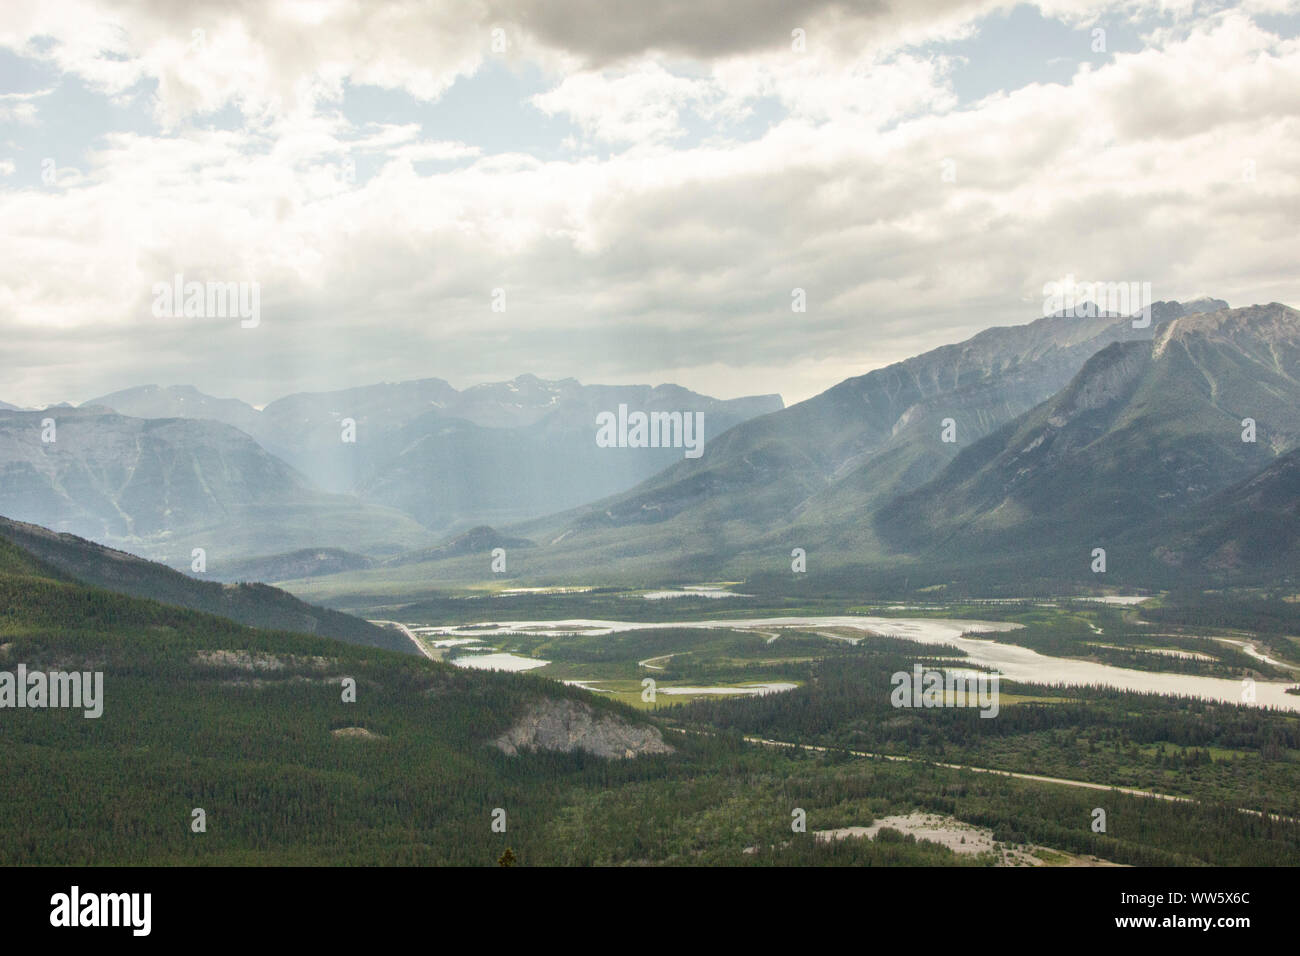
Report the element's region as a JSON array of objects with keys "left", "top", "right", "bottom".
[{"left": 1, "top": 0, "right": 1298, "bottom": 410}]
